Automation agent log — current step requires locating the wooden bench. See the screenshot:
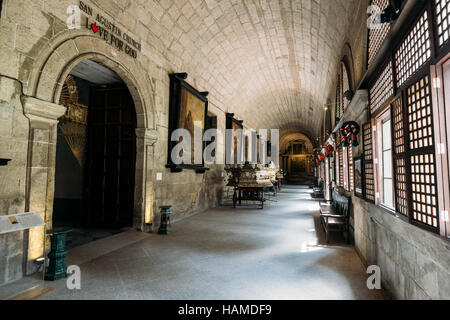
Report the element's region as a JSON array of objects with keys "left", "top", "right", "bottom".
[
  {"left": 319, "top": 190, "right": 351, "bottom": 243},
  {"left": 312, "top": 181, "right": 324, "bottom": 198}
]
